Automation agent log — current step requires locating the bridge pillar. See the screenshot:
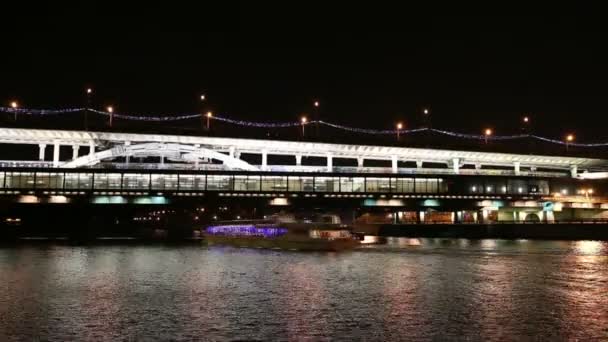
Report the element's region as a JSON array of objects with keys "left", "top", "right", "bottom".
[
  {"left": 451, "top": 158, "right": 460, "bottom": 174},
  {"left": 357, "top": 157, "right": 364, "bottom": 168},
  {"left": 71, "top": 145, "right": 80, "bottom": 160},
  {"left": 570, "top": 165, "right": 578, "bottom": 178},
  {"left": 88, "top": 141, "right": 95, "bottom": 156},
  {"left": 261, "top": 150, "right": 268, "bottom": 170},
  {"left": 474, "top": 163, "right": 482, "bottom": 170},
  {"left": 514, "top": 161, "right": 521, "bottom": 176},
  {"left": 391, "top": 155, "right": 398, "bottom": 173},
  {"left": 229, "top": 146, "right": 235, "bottom": 158},
  {"left": 53, "top": 140, "right": 60, "bottom": 167},
  {"left": 327, "top": 153, "right": 333, "bottom": 172},
  {"left": 124, "top": 141, "right": 131, "bottom": 165},
  {"left": 38, "top": 144, "right": 46, "bottom": 161},
  {"left": 295, "top": 154, "right": 302, "bottom": 166},
  {"left": 194, "top": 144, "right": 200, "bottom": 168},
  {"left": 416, "top": 160, "right": 423, "bottom": 168}
]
